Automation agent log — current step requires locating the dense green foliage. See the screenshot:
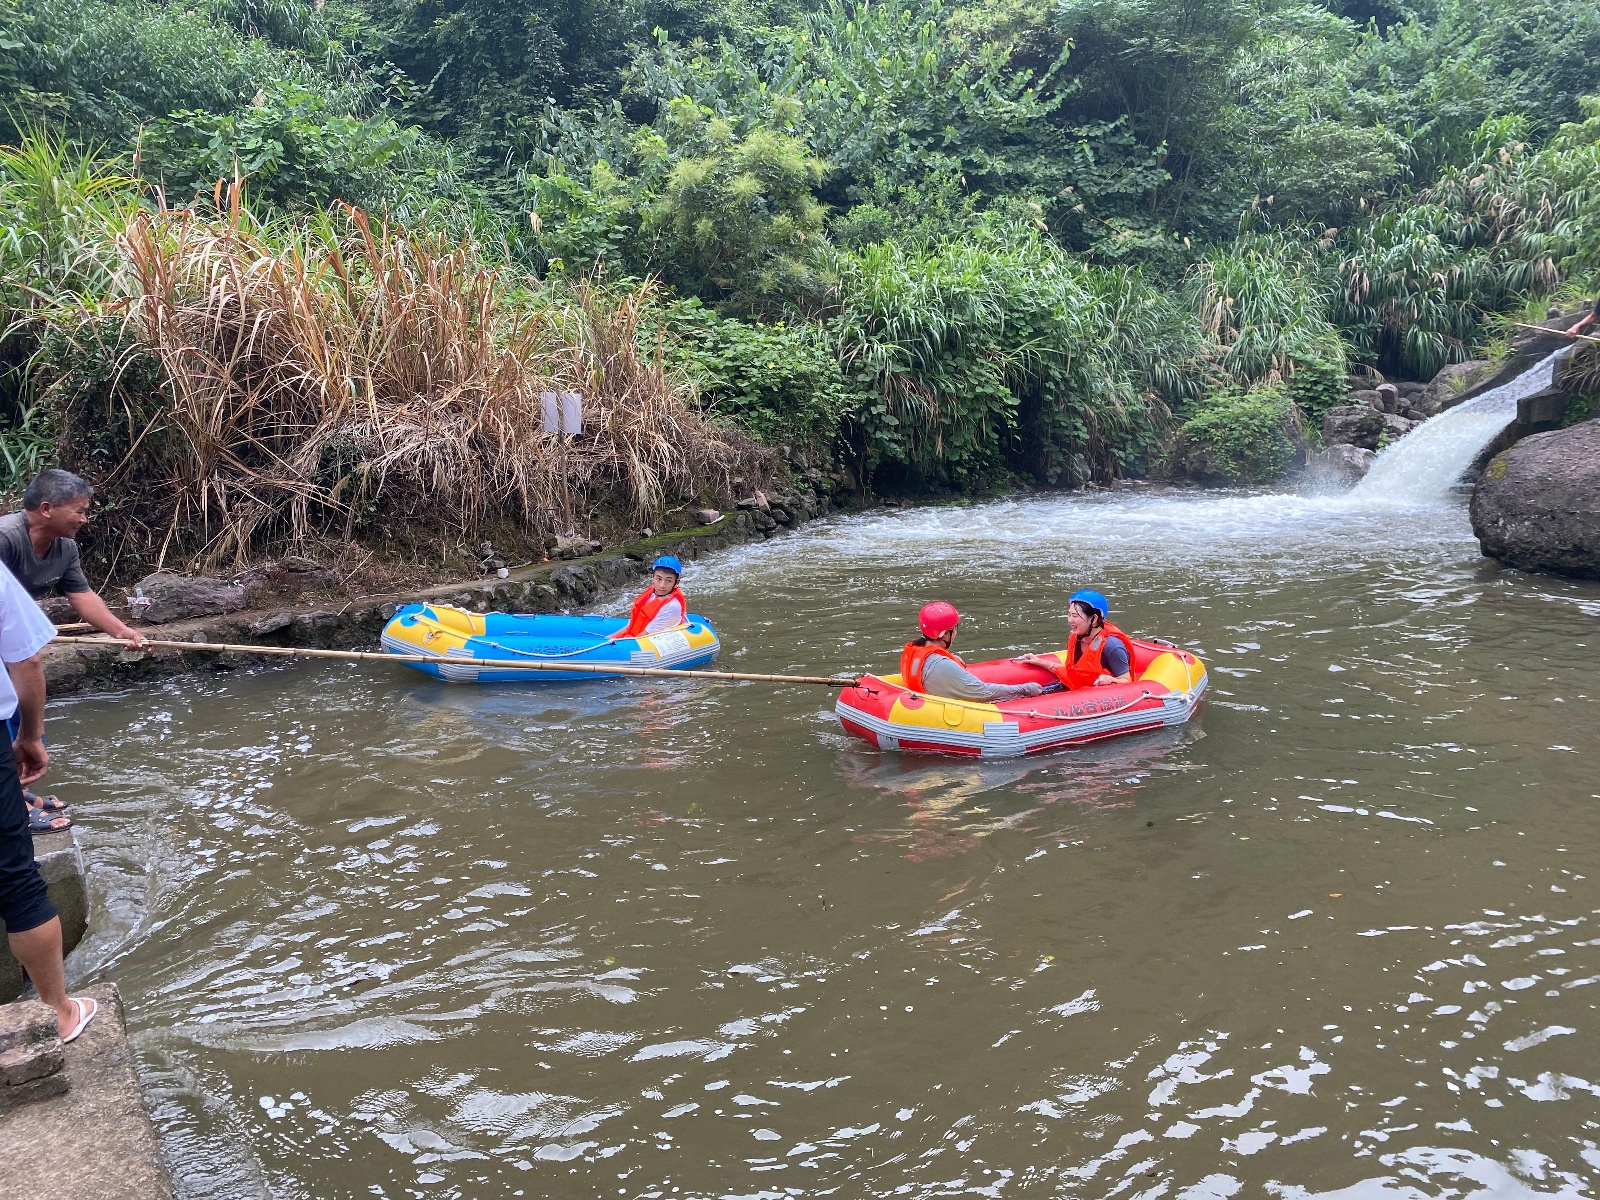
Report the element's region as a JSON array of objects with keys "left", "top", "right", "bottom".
[
  {"left": 656, "top": 298, "right": 856, "bottom": 445},
  {"left": 1178, "top": 385, "right": 1301, "bottom": 484},
  {"left": 3, "top": 0, "right": 1600, "bottom": 506}
]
